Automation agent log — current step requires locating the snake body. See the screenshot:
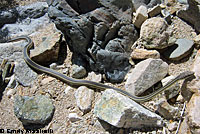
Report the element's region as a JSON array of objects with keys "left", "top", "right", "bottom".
[{"left": 7, "top": 36, "right": 194, "bottom": 102}]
